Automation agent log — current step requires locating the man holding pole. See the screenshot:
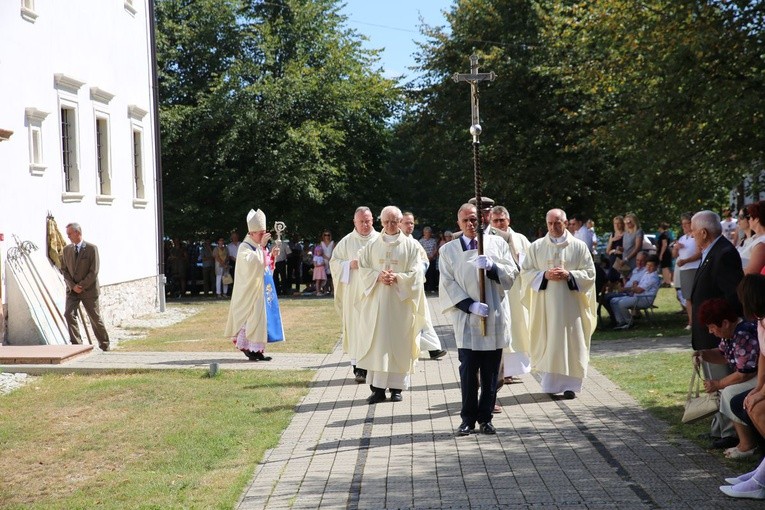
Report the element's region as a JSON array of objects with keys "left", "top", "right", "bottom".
[{"left": 439, "top": 203, "right": 517, "bottom": 435}]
